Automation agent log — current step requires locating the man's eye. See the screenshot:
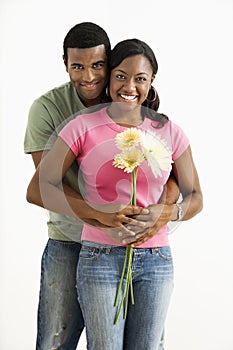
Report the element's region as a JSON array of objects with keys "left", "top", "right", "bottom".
[
  {"left": 73, "top": 65, "right": 83, "bottom": 70},
  {"left": 93, "top": 62, "right": 105, "bottom": 69}
]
